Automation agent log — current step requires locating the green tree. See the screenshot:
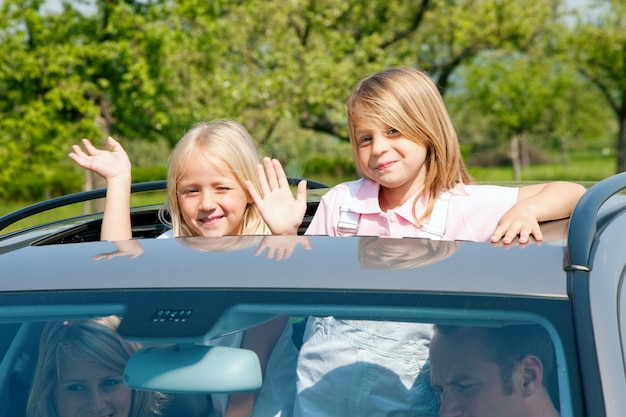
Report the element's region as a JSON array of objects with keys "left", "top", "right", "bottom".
[
  {"left": 293, "top": 0, "right": 562, "bottom": 136},
  {"left": 568, "top": 0, "right": 626, "bottom": 172},
  {"left": 460, "top": 53, "right": 563, "bottom": 180},
  {"left": 452, "top": 51, "right": 613, "bottom": 180},
  {"left": 0, "top": 0, "right": 178, "bottom": 200},
  {"left": 172, "top": 0, "right": 564, "bottom": 141},
  {"left": 1, "top": 0, "right": 614, "bottom": 202}
]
